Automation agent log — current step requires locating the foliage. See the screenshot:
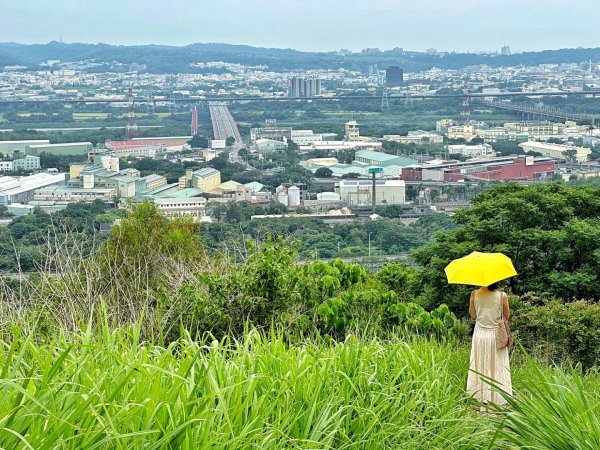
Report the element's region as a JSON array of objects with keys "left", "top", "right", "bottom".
[
  {"left": 314, "top": 167, "right": 333, "bottom": 177},
  {"left": 0, "top": 201, "right": 112, "bottom": 272},
  {"left": 511, "top": 297, "right": 600, "bottom": 369},
  {"left": 413, "top": 182, "right": 600, "bottom": 311},
  {"left": 387, "top": 303, "right": 458, "bottom": 337},
  {"left": 187, "top": 133, "right": 209, "bottom": 148},
  {"left": 200, "top": 215, "right": 453, "bottom": 260}
]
